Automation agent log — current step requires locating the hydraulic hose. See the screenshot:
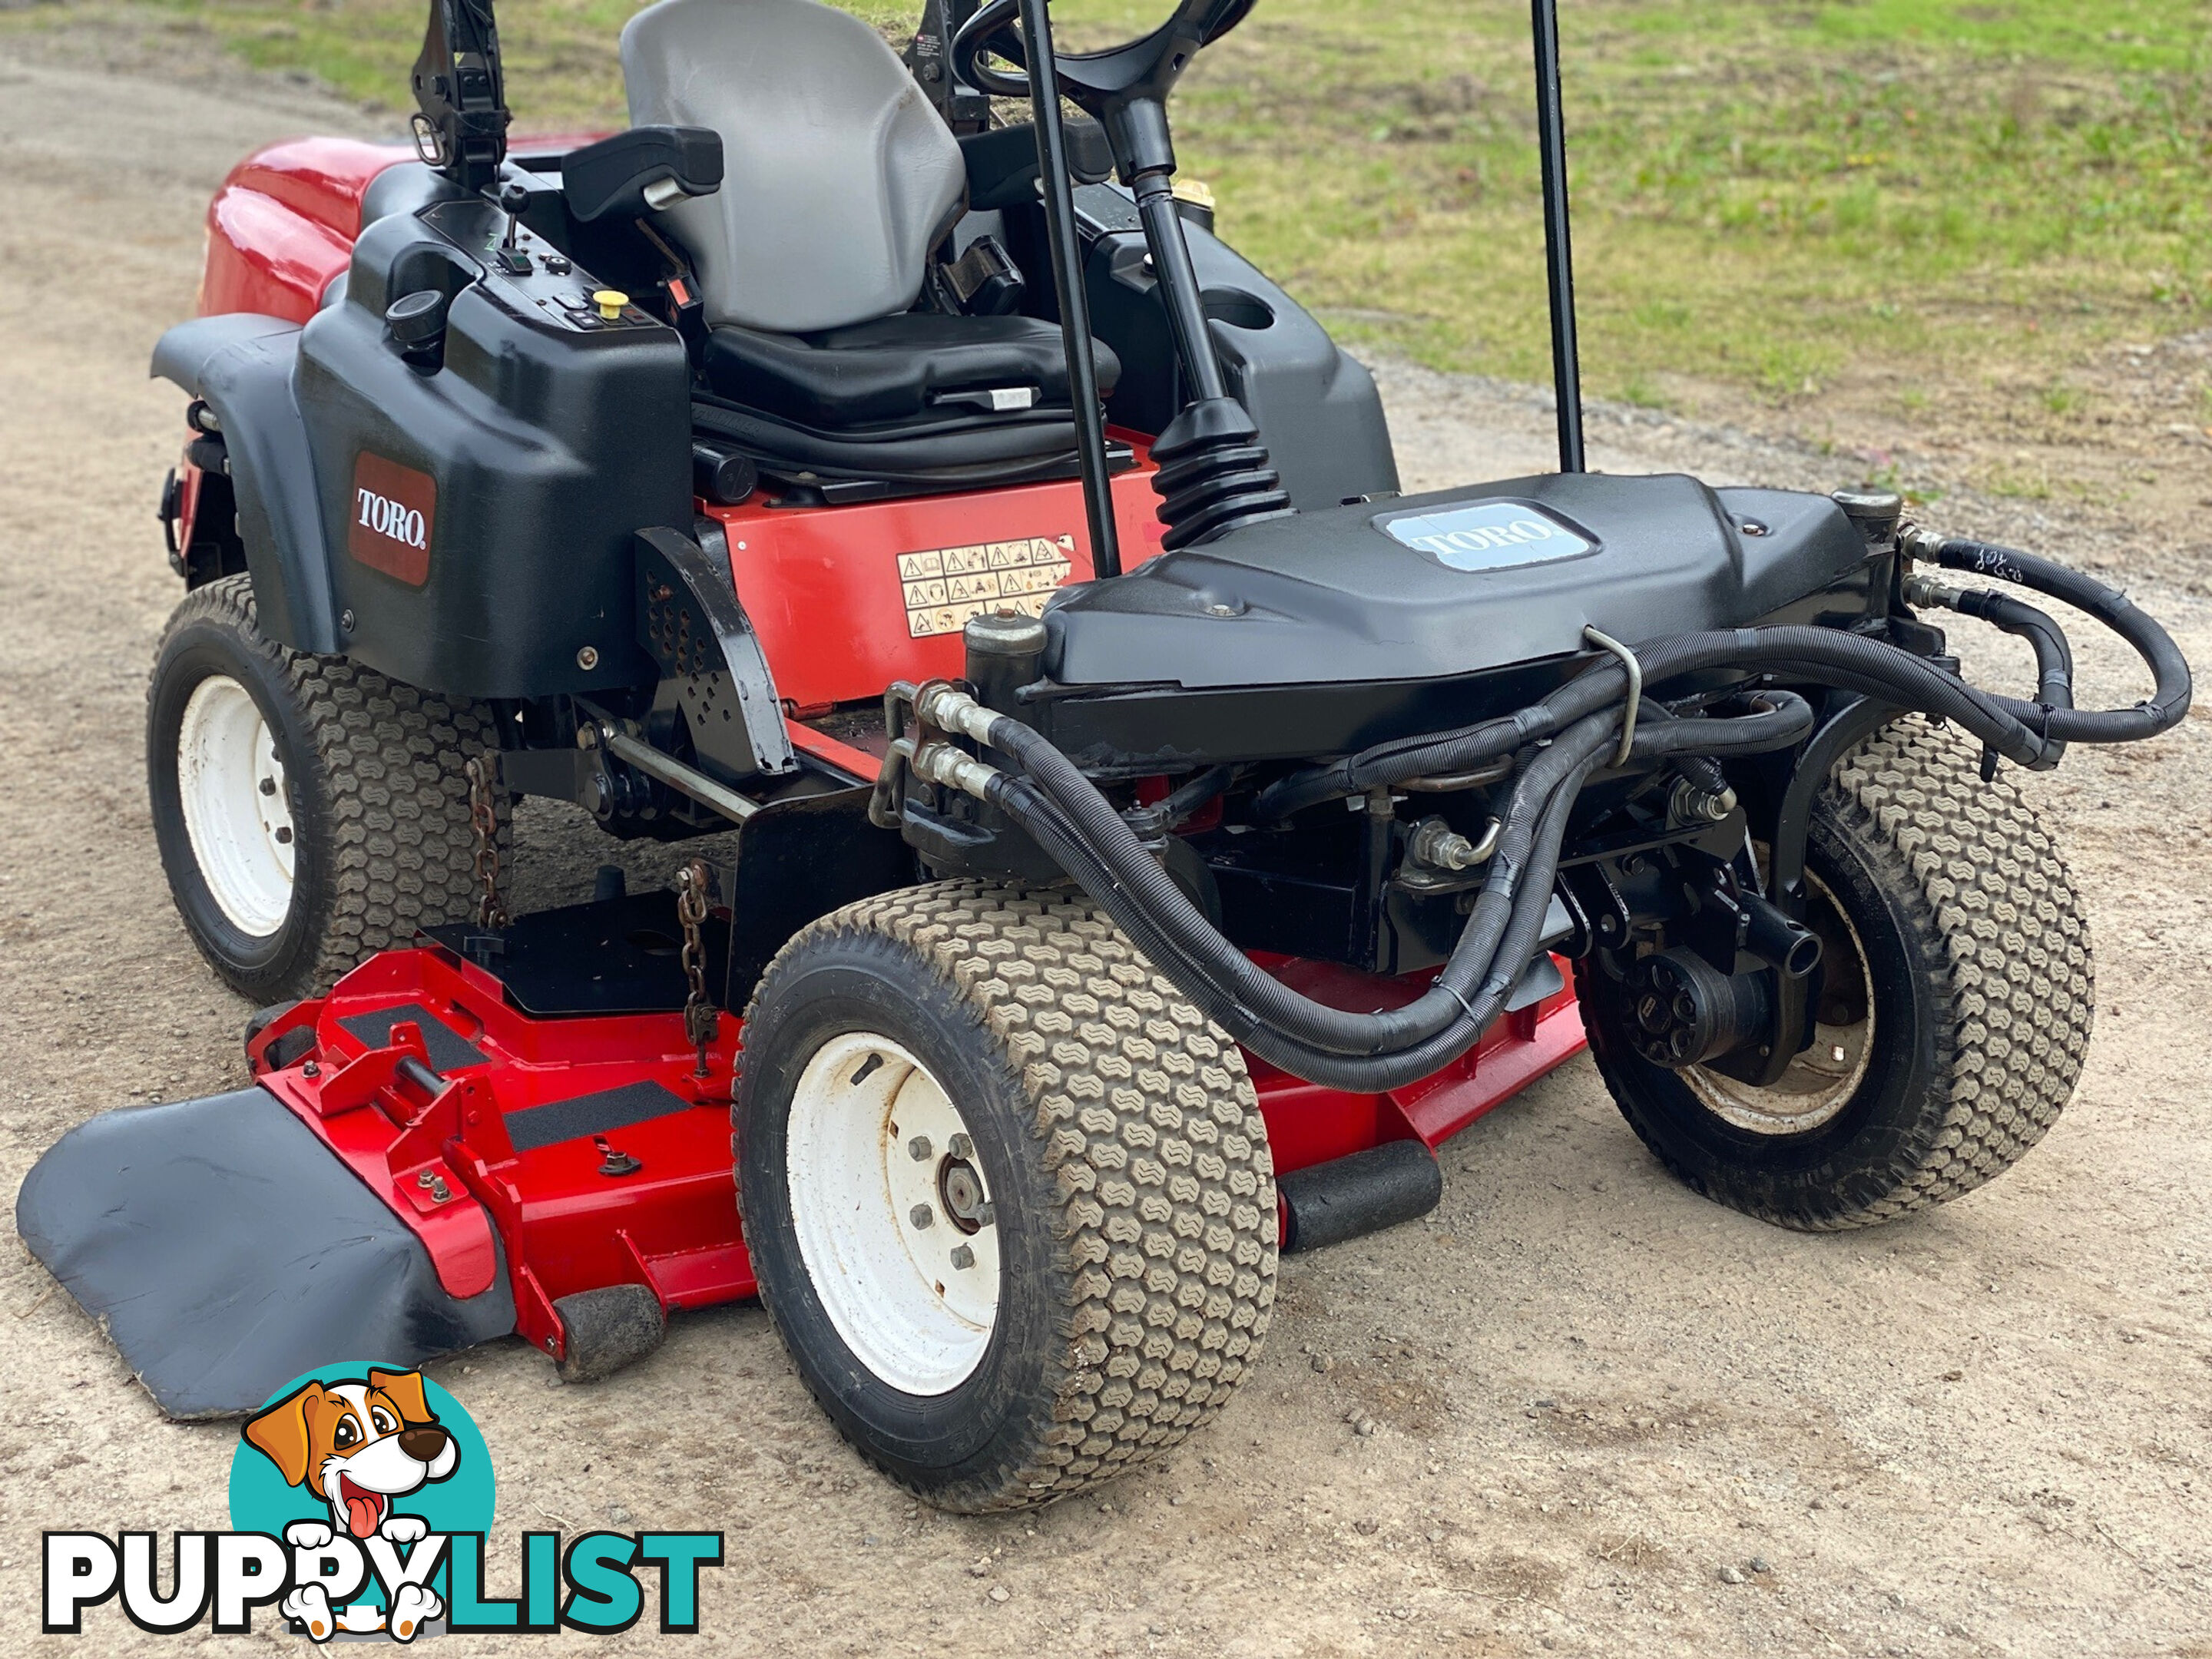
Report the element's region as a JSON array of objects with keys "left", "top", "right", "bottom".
[
  {"left": 1927, "top": 536, "right": 2187, "bottom": 743},
  {"left": 1904, "top": 567, "right": 2075, "bottom": 766},
  {"left": 966, "top": 689, "right": 1811, "bottom": 1071},
  {"left": 1260, "top": 589, "right": 2188, "bottom": 823},
  {"left": 906, "top": 538, "right": 2189, "bottom": 1091},
  {"left": 992, "top": 755, "right": 1594, "bottom": 1091},
  {"left": 1955, "top": 589, "right": 2074, "bottom": 712}
]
